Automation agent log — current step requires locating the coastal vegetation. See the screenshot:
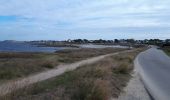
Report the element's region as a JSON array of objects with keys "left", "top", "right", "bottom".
[
  {"left": 0, "top": 48, "right": 126, "bottom": 82},
  {"left": 0, "top": 48, "right": 143, "bottom": 100},
  {"left": 162, "top": 47, "right": 170, "bottom": 56}
]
